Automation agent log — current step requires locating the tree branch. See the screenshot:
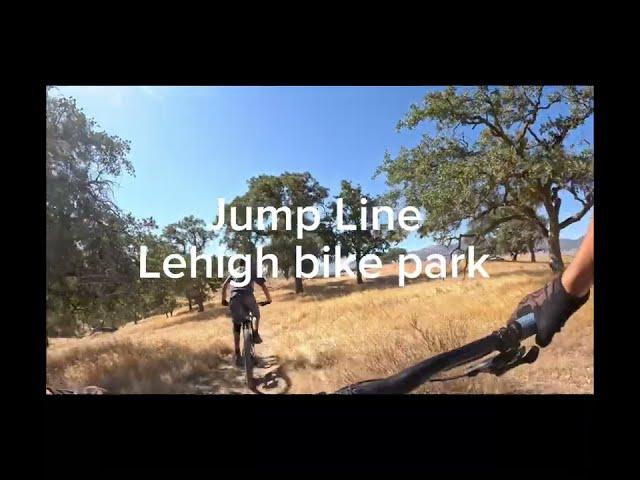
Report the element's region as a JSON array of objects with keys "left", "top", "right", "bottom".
[
  {"left": 567, "top": 185, "right": 590, "bottom": 207},
  {"left": 475, "top": 214, "right": 526, "bottom": 238},
  {"left": 518, "top": 205, "right": 549, "bottom": 237},
  {"left": 559, "top": 197, "right": 594, "bottom": 230},
  {"left": 516, "top": 87, "right": 544, "bottom": 147}
]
